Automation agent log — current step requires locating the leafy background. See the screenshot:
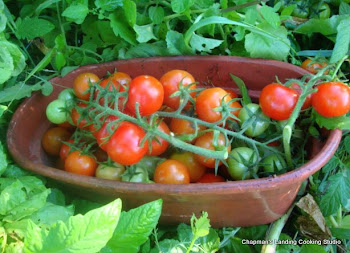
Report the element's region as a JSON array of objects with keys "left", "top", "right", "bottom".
[{"left": 0, "top": 0, "right": 350, "bottom": 252}]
